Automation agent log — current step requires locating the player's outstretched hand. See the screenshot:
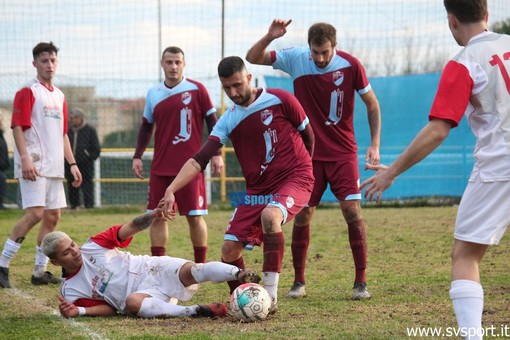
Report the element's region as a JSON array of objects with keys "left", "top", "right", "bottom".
[
  {"left": 360, "top": 163, "right": 393, "bottom": 203},
  {"left": 58, "top": 295, "right": 79, "bottom": 319},
  {"left": 160, "top": 193, "right": 176, "bottom": 221},
  {"left": 268, "top": 19, "right": 292, "bottom": 39}
]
